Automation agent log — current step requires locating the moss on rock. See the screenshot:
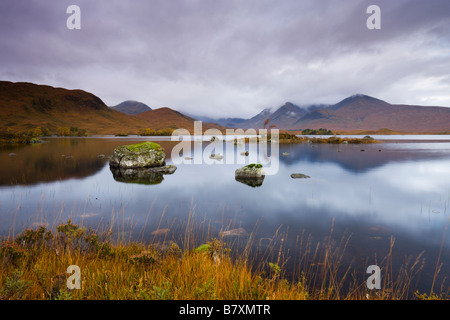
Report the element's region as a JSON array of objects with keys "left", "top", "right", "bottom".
[{"left": 109, "top": 141, "right": 166, "bottom": 168}]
